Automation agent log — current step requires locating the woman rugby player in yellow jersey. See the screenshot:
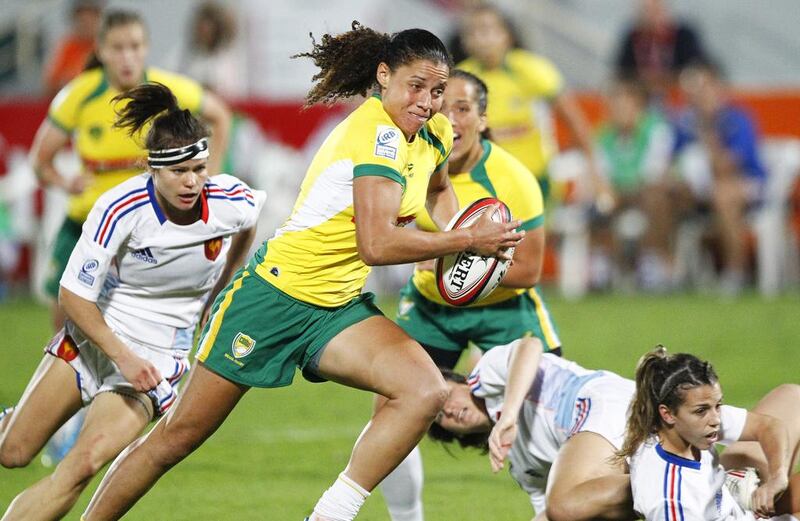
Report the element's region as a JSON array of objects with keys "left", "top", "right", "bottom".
[
  {"left": 81, "top": 22, "right": 523, "bottom": 521},
  {"left": 31, "top": 9, "right": 231, "bottom": 330},
  {"left": 458, "top": 4, "right": 612, "bottom": 206},
  {"left": 381, "top": 69, "right": 561, "bottom": 521}
]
